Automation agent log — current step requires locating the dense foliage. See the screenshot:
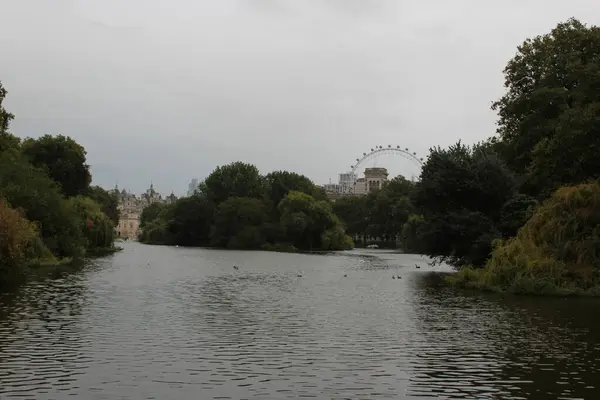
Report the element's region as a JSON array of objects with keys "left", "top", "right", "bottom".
[
  {"left": 428, "top": 19, "right": 600, "bottom": 295},
  {"left": 449, "top": 183, "right": 600, "bottom": 295},
  {"left": 493, "top": 18, "right": 600, "bottom": 196},
  {"left": 22, "top": 134, "right": 92, "bottom": 197},
  {"left": 139, "top": 163, "right": 354, "bottom": 251},
  {"left": 0, "top": 81, "right": 117, "bottom": 280}
]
